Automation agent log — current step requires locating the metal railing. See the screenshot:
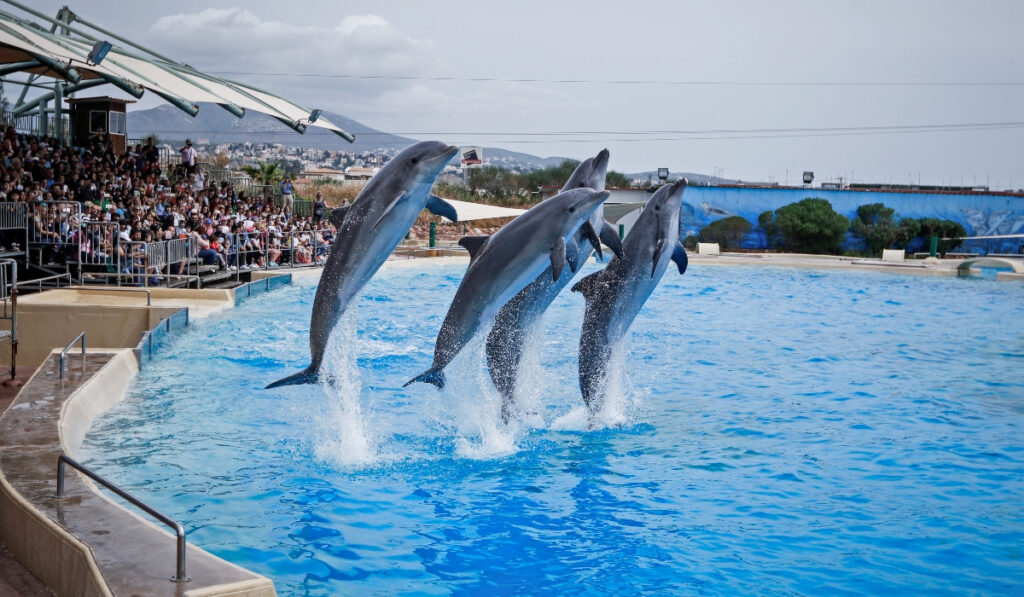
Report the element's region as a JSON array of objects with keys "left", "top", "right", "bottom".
[
  {"left": 0, "top": 258, "right": 17, "bottom": 379},
  {"left": 58, "top": 331, "right": 85, "bottom": 379},
  {"left": 14, "top": 272, "right": 72, "bottom": 292},
  {"left": 55, "top": 454, "right": 190, "bottom": 583}
]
